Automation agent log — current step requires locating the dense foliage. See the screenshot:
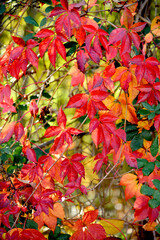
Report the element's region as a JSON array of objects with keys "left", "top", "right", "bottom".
[{"left": 0, "top": 0, "right": 160, "bottom": 239}]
